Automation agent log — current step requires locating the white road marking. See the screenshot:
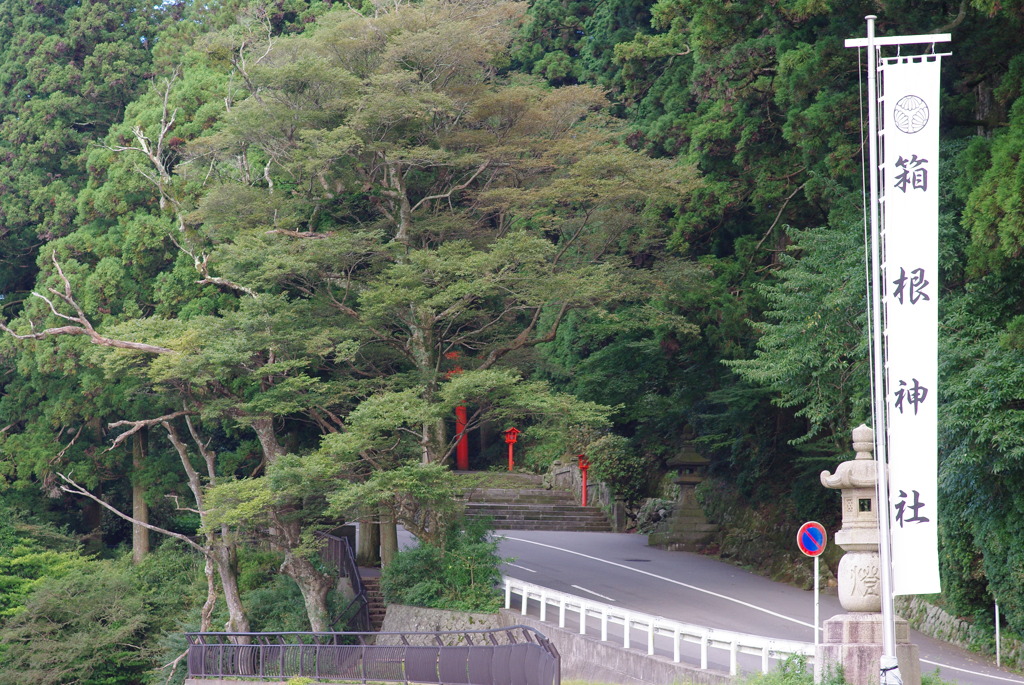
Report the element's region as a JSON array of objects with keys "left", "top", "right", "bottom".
[
  {"left": 507, "top": 563, "right": 536, "bottom": 573},
  {"left": 571, "top": 584, "right": 616, "bottom": 602},
  {"left": 921, "top": 659, "right": 1024, "bottom": 684},
  {"left": 504, "top": 535, "right": 815, "bottom": 629},
  {"left": 505, "top": 536, "right": 1024, "bottom": 684}
]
